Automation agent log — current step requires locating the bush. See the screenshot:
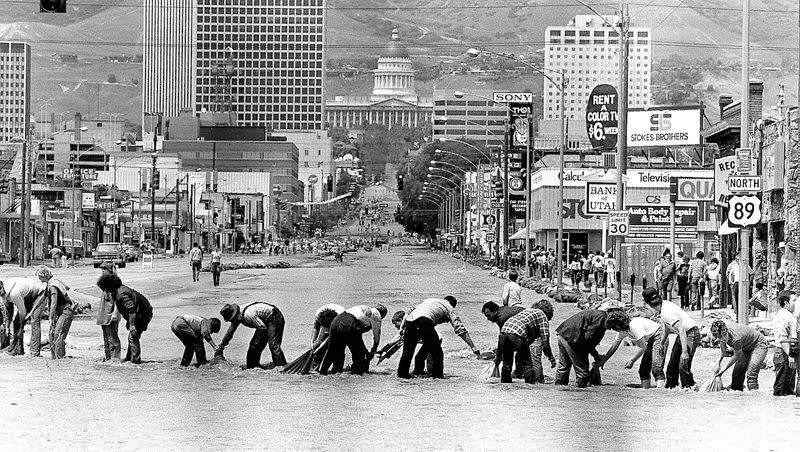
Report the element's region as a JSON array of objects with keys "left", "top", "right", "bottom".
[{"left": 107, "top": 74, "right": 117, "bottom": 83}]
